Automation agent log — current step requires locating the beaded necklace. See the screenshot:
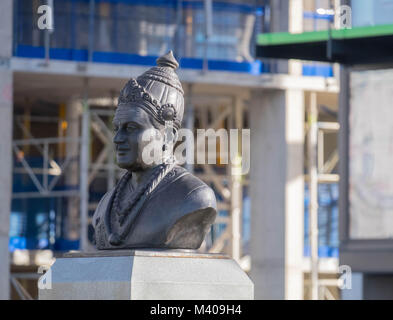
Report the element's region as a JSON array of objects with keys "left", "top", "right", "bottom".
[{"left": 105, "top": 161, "right": 176, "bottom": 246}]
